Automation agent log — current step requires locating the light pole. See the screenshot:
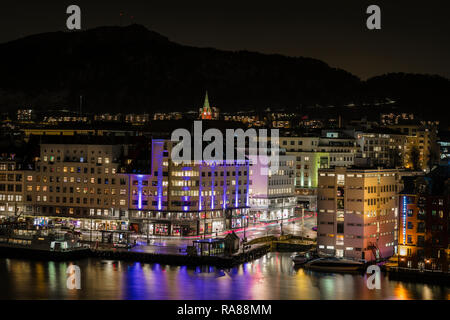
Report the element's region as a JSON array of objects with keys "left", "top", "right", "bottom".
[
  {"left": 280, "top": 197, "right": 285, "bottom": 236},
  {"left": 301, "top": 207, "right": 305, "bottom": 238},
  {"left": 243, "top": 213, "right": 246, "bottom": 240},
  {"left": 203, "top": 211, "right": 206, "bottom": 240},
  {"left": 90, "top": 218, "right": 93, "bottom": 244},
  {"left": 147, "top": 216, "right": 150, "bottom": 244}
]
